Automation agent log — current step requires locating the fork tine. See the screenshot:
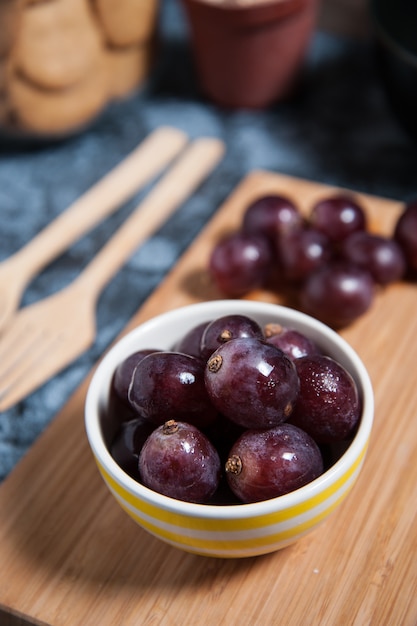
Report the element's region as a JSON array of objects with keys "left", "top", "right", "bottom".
[
  {"left": 0, "top": 324, "right": 39, "bottom": 384},
  {"left": 0, "top": 325, "right": 48, "bottom": 388},
  {"left": 0, "top": 329, "right": 65, "bottom": 411},
  {"left": 0, "top": 284, "right": 96, "bottom": 411}
]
